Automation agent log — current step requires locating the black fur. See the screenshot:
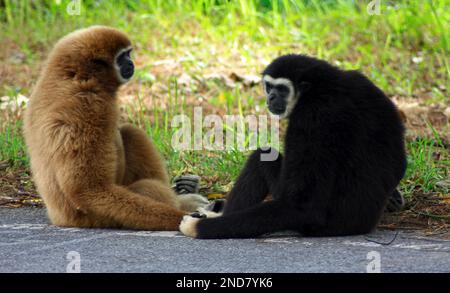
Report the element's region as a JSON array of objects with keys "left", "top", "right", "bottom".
[{"left": 195, "top": 54, "right": 407, "bottom": 238}]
